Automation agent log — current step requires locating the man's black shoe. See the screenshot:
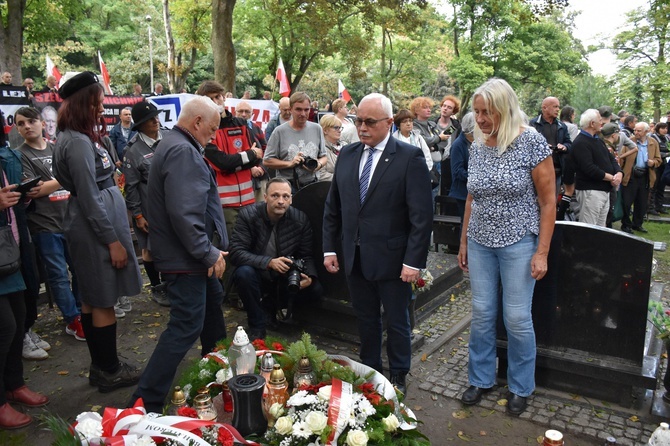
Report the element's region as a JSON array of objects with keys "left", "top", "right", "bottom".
[
  {"left": 506, "top": 393, "right": 528, "bottom": 415},
  {"left": 659, "top": 208, "right": 669, "bottom": 214},
  {"left": 632, "top": 226, "right": 648, "bottom": 233},
  {"left": 461, "top": 386, "right": 492, "bottom": 405},
  {"left": 248, "top": 329, "right": 266, "bottom": 341},
  {"left": 621, "top": 226, "right": 633, "bottom": 234},
  {"left": 648, "top": 209, "right": 660, "bottom": 216},
  {"left": 390, "top": 373, "right": 407, "bottom": 396}
]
